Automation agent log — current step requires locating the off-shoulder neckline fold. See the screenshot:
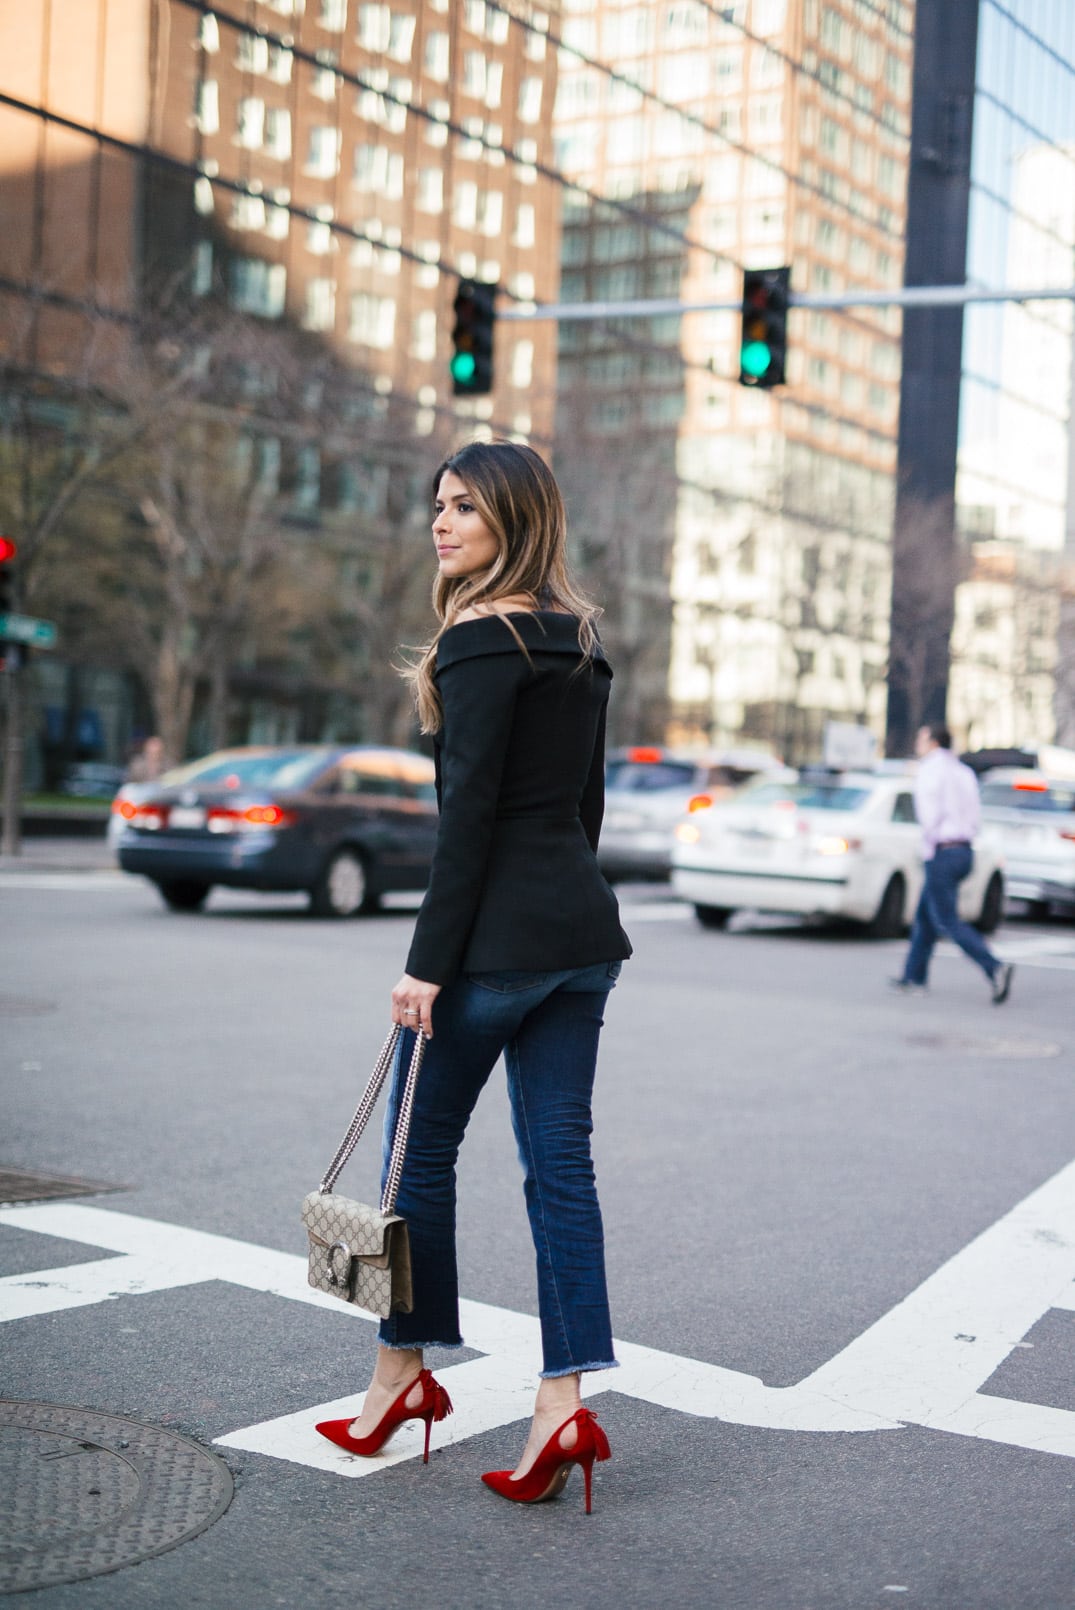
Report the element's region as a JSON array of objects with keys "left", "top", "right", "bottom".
[{"left": 435, "top": 609, "right": 609, "bottom": 672}]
